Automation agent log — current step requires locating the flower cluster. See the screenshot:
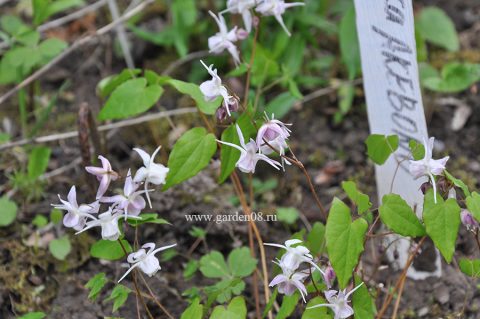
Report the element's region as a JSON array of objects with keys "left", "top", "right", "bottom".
[
  {"left": 265, "top": 239, "right": 361, "bottom": 318},
  {"left": 208, "top": 0, "right": 305, "bottom": 64},
  {"left": 52, "top": 147, "right": 175, "bottom": 281}
]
